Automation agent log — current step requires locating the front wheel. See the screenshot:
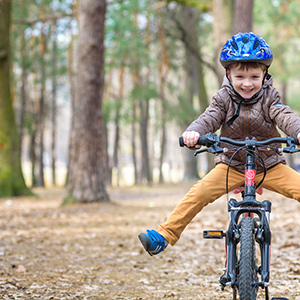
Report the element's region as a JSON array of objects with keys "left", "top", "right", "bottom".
[
  {"left": 232, "top": 286, "right": 237, "bottom": 300},
  {"left": 238, "top": 217, "right": 258, "bottom": 300}
]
